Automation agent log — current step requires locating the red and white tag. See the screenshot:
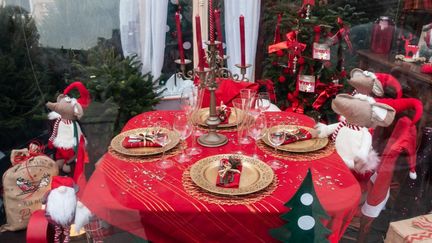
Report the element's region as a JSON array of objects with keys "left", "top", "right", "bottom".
[
  {"left": 298, "top": 75, "right": 316, "bottom": 93},
  {"left": 313, "top": 43, "right": 330, "bottom": 60}
]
